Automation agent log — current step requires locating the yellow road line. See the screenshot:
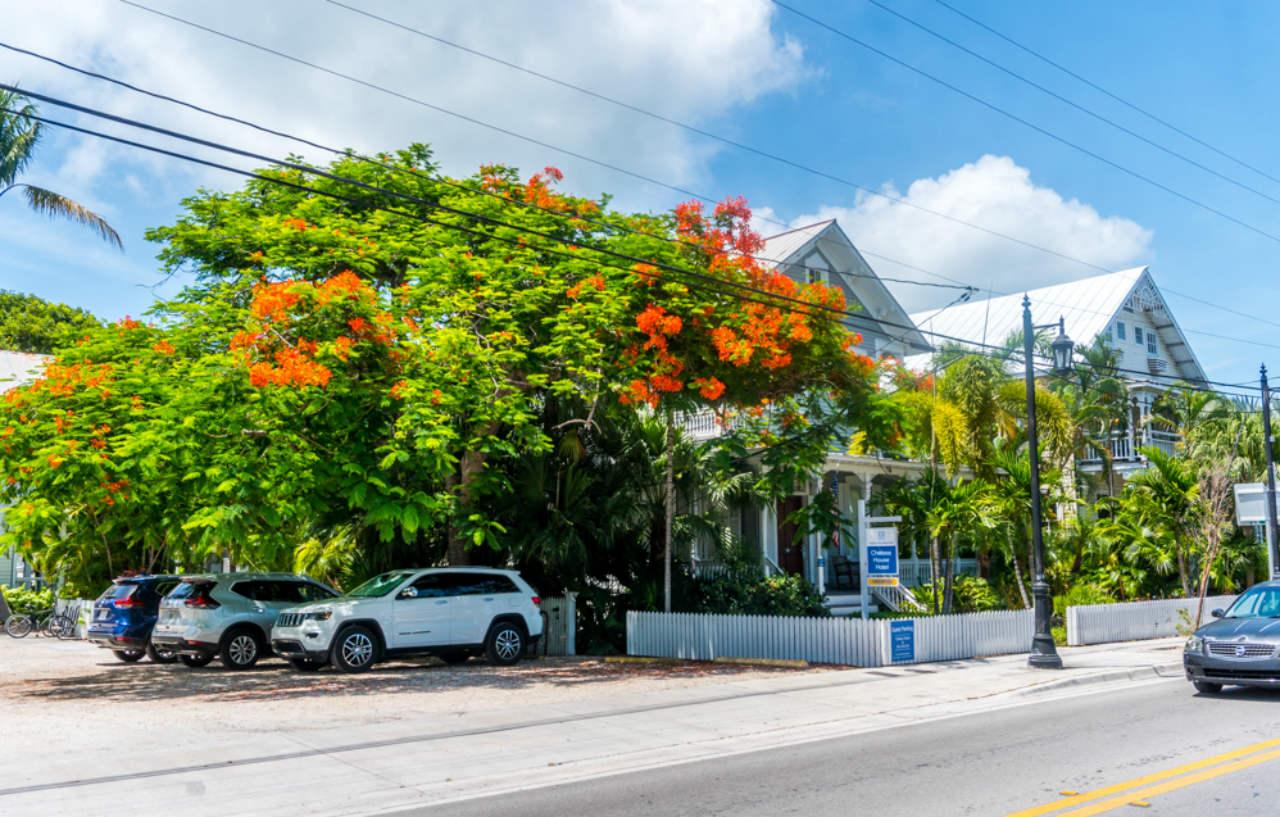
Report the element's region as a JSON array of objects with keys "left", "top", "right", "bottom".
[
  {"left": 1056, "top": 746, "right": 1280, "bottom": 817},
  {"left": 1004, "top": 737, "right": 1280, "bottom": 817}
]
